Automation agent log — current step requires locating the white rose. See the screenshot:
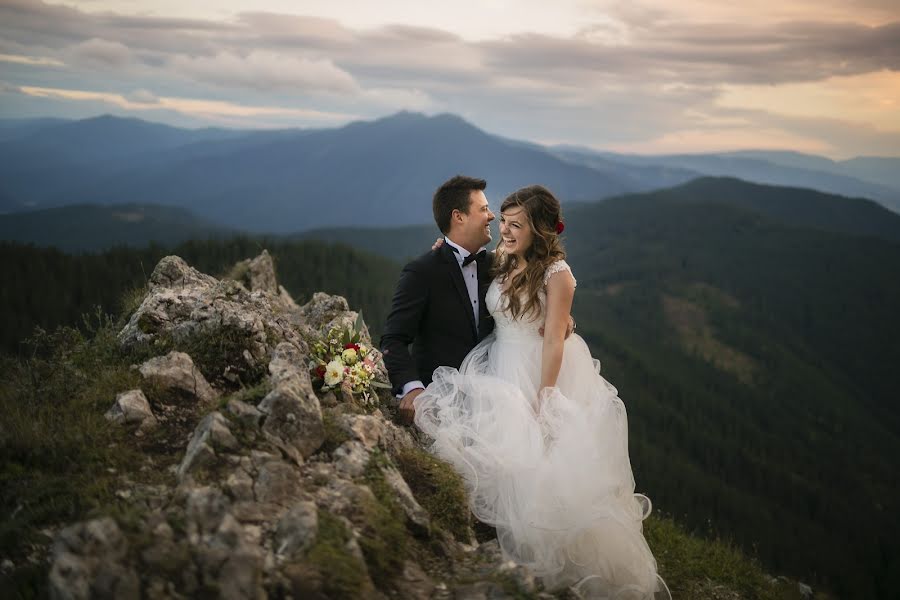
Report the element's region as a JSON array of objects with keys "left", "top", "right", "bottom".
[{"left": 324, "top": 360, "right": 344, "bottom": 386}]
